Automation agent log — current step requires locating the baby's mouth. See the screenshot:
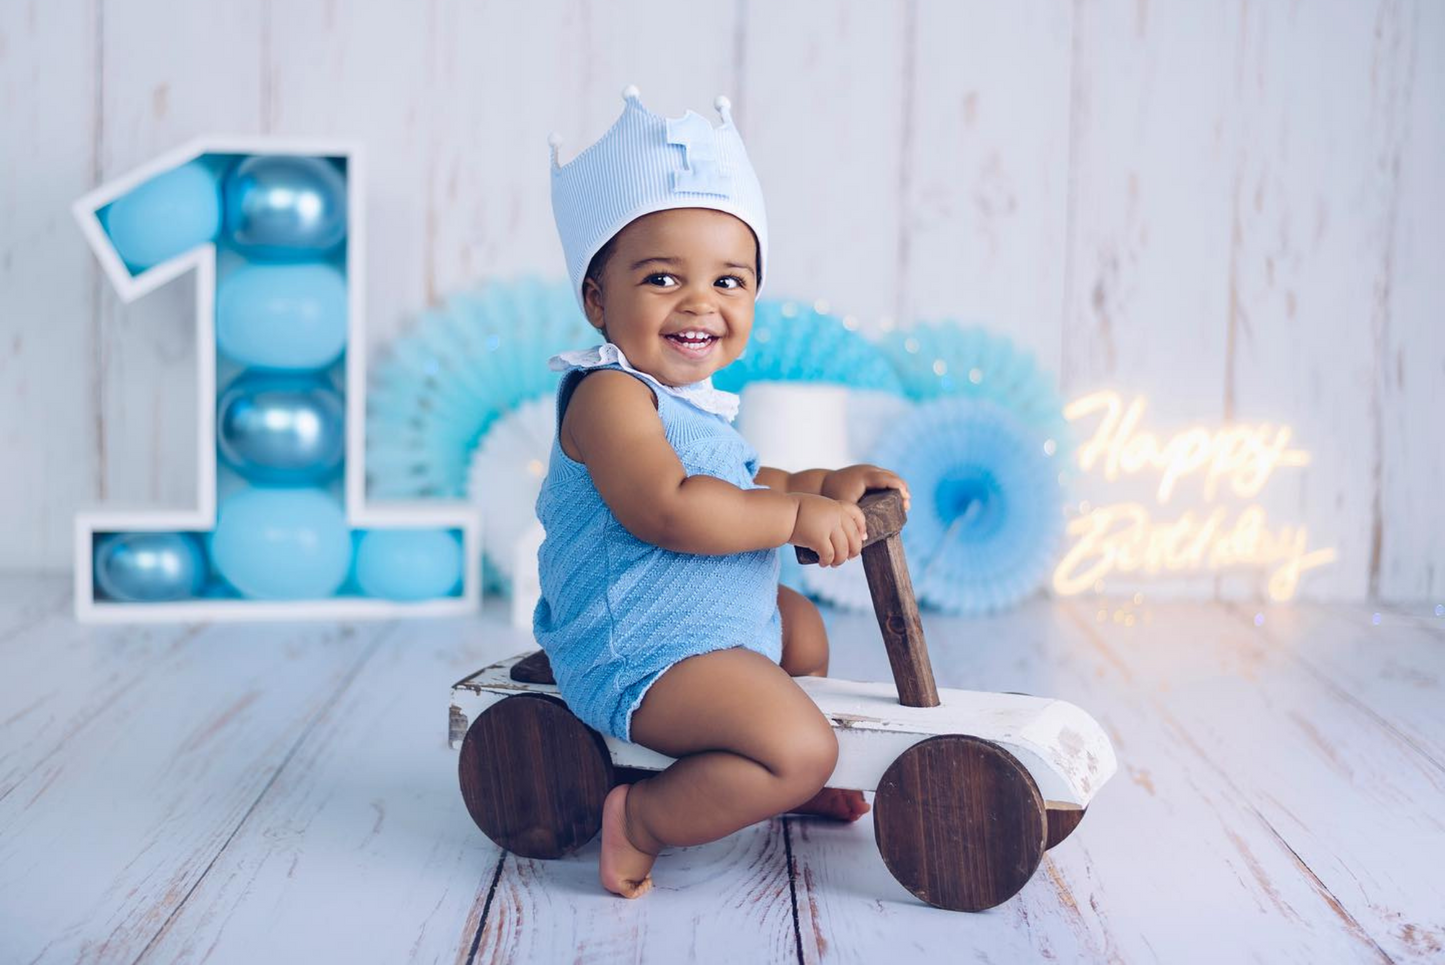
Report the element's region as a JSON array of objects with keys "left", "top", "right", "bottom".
[{"left": 663, "top": 332, "right": 720, "bottom": 359}]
